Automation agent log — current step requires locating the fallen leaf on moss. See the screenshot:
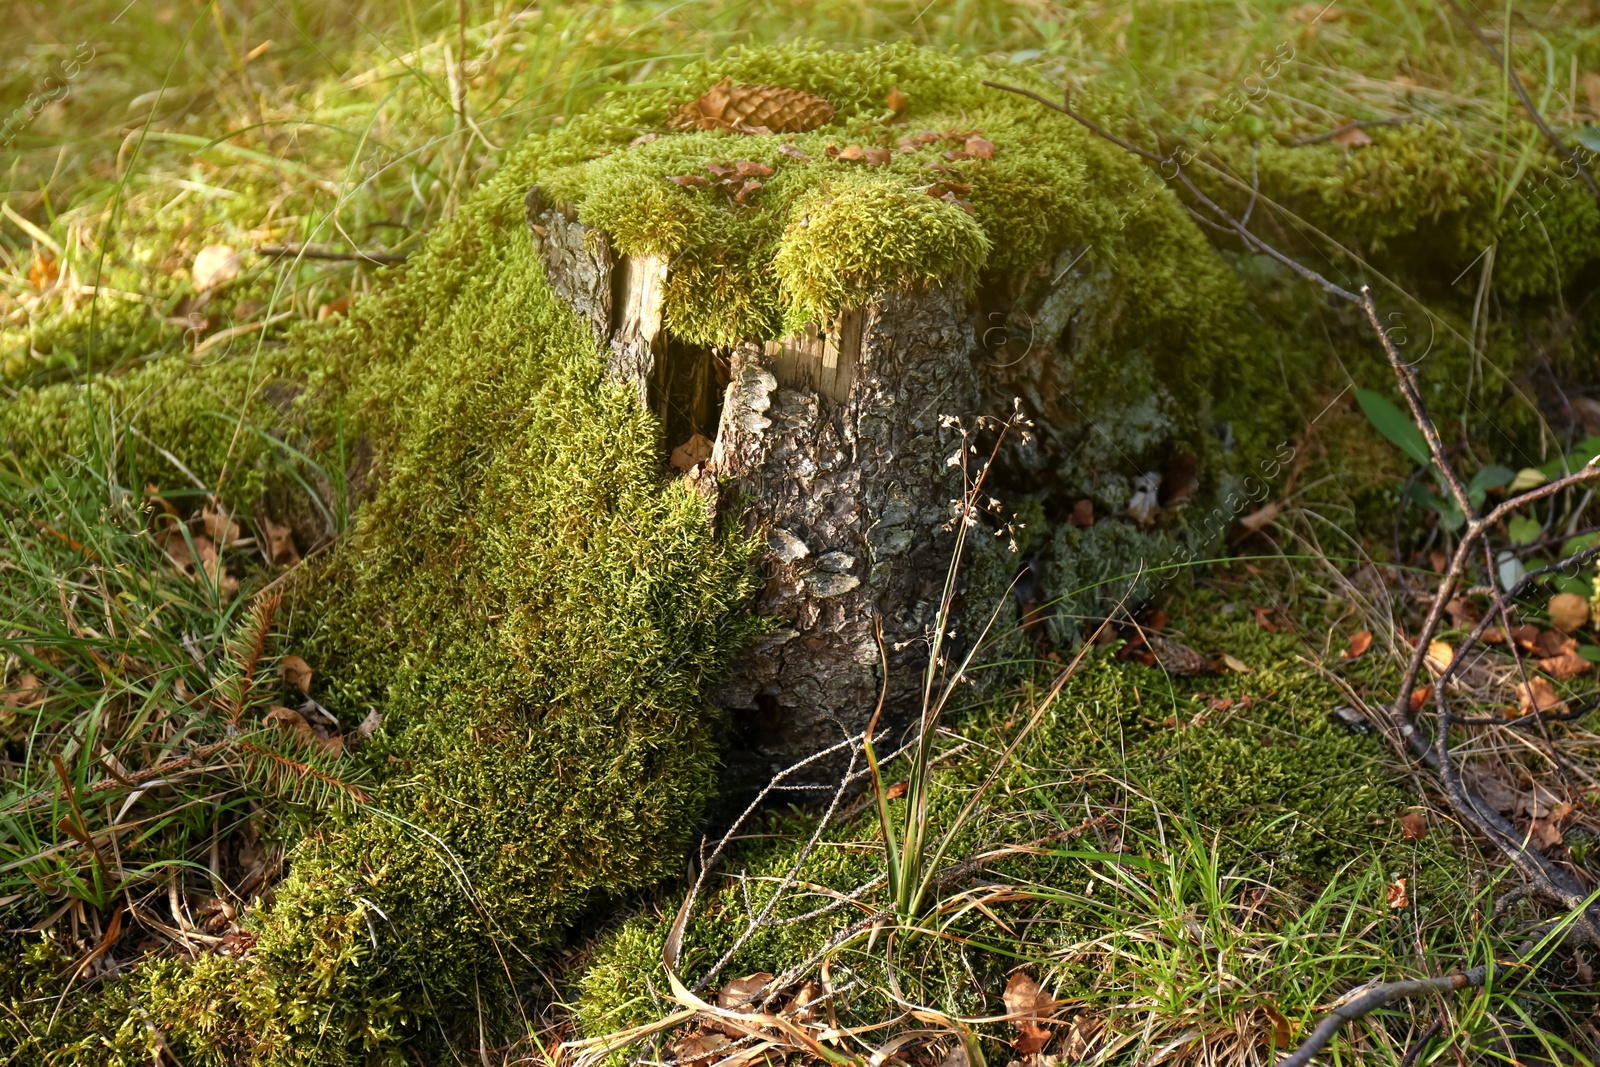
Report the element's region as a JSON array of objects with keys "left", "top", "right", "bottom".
[
  {"left": 1409, "top": 684, "right": 1433, "bottom": 712},
  {"left": 1013, "top": 1022, "right": 1051, "bottom": 1055},
  {"left": 1386, "top": 877, "right": 1408, "bottom": 908},
  {"left": 28, "top": 250, "right": 59, "bottom": 289},
  {"left": 835, "top": 144, "right": 864, "bottom": 161},
  {"left": 1424, "top": 640, "right": 1454, "bottom": 673},
  {"left": 863, "top": 147, "right": 891, "bottom": 167},
  {"left": 356, "top": 709, "right": 384, "bottom": 739},
  {"left": 669, "top": 174, "right": 710, "bottom": 188},
  {"left": 1509, "top": 624, "right": 1540, "bottom": 651},
  {"left": 965, "top": 135, "right": 995, "bottom": 159},
  {"left": 1003, "top": 971, "right": 1059, "bottom": 1022},
  {"left": 279, "top": 655, "right": 313, "bottom": 696},
  {"left": 1341, "top": 630, "right": 1373, "bottom": 659},
  {"left": 201, "top": 501, "right": 241, "bottom": 544},
  {"left": 734, "top": 160, "right": 773, "bottom": 178},
  {"left": 192, "top": 244, "right": 241, "bottom": 290},
  {"left": 1399, "top": 811, "right": 1428, "bottom": 841},
  {"left": 886, "top": 85, "right": 908, "bottom": 113},
  {"left": 733, "top": 179, "right": 763, "bottom": 204},
  {"left": 1219, "top": 653, "right": 1253, "bottom": 674},
  {"left": 777, "top": 143, "right": 810, "bottom": 162},
  {"left": 1251, "top": 606, "right": 1276, "bottom": 633},
  {"left": 884, "top": 781, "right": 907, "bottom": 799},
  {"left": 261, "top": 515, "right": 300, "bottom": 568},
  {"left": 1332, "top": 124, "right": 1373, "bottom": 148}
]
